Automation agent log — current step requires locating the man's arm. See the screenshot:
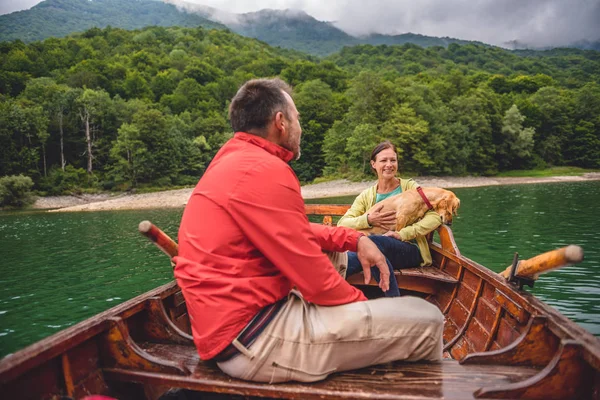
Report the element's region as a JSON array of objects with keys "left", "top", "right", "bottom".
[
  {"left": 310, "top": 223, "right": 390, "bottom": 292},
  {"left": 310, "top": 223, "right": 362, "bottom": 252},
  {"left": 229, "top": 162, "right": 367, "bottom": 305}
]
